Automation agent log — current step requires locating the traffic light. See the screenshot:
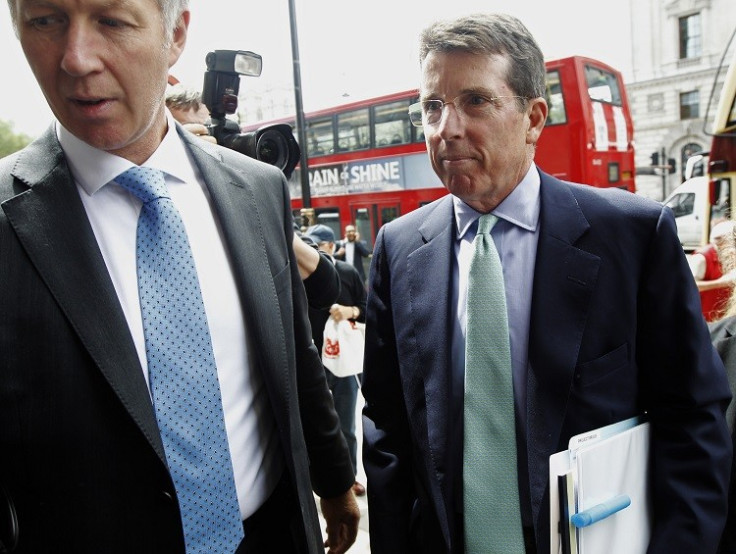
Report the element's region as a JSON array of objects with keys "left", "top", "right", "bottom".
[
  {"left": 667, "top": 158, "right": 676, "bottom": 174},
  {"left": 650, "top": 152, "right": 660, "bottom": 166}
]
